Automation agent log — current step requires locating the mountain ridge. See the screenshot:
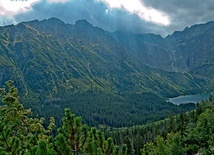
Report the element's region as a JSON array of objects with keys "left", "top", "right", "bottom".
[
  {"left": 0, "top": 17, "right": 212, "bottom": 126},
  {"left": 0, "top": 18, "right": 207, "bottom": 97},
  {"left": 110, "top": 20, "right": 214, "bottom": 90}
]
